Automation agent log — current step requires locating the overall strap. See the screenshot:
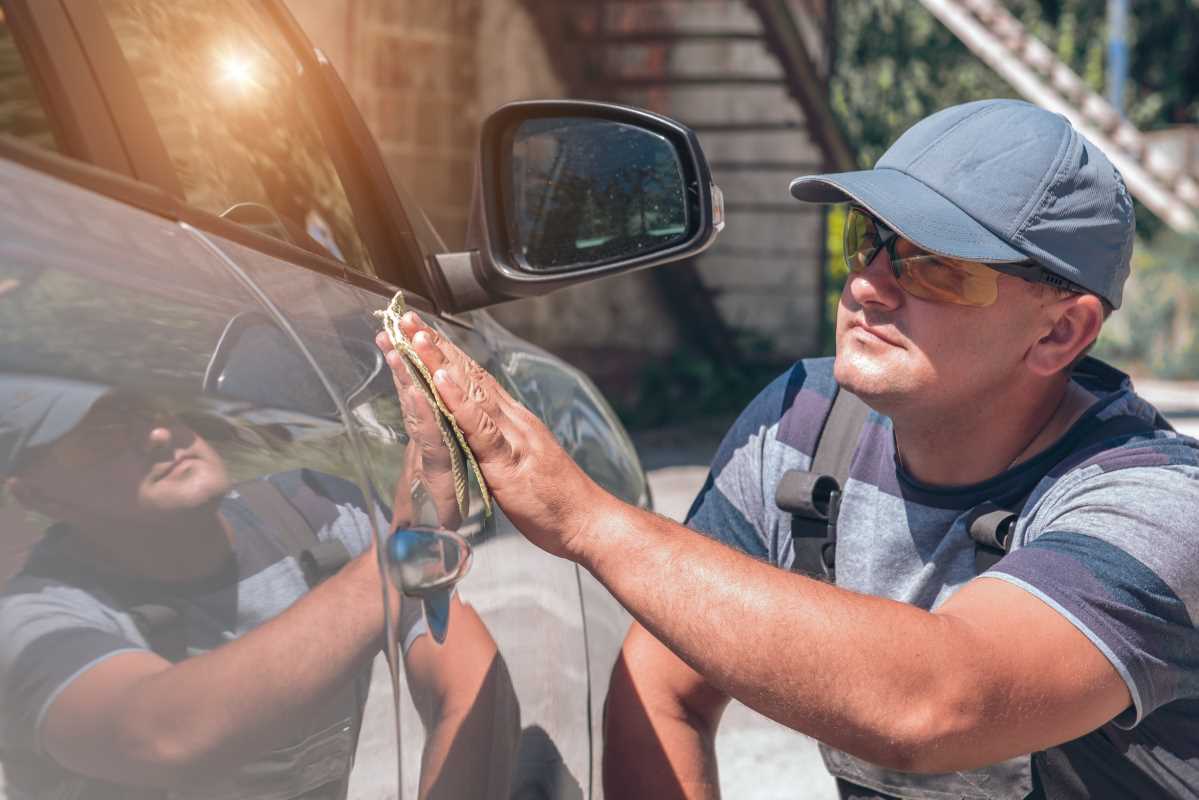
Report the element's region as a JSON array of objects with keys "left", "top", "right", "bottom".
[
  {"left": 966, "top": 501, "right": 1024, "bottom": 573},
  {"left": 776, "top": 387, "right": 871, "bottom": 580},
  {"left": 238, "top": 476, "right": 352, "bottom": 587},
  {"left": 127, "top": 603, "right": 186, "bottom": 663},
  {"left": 130, "top": 477, "right": 354, "bottom": 661}
]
